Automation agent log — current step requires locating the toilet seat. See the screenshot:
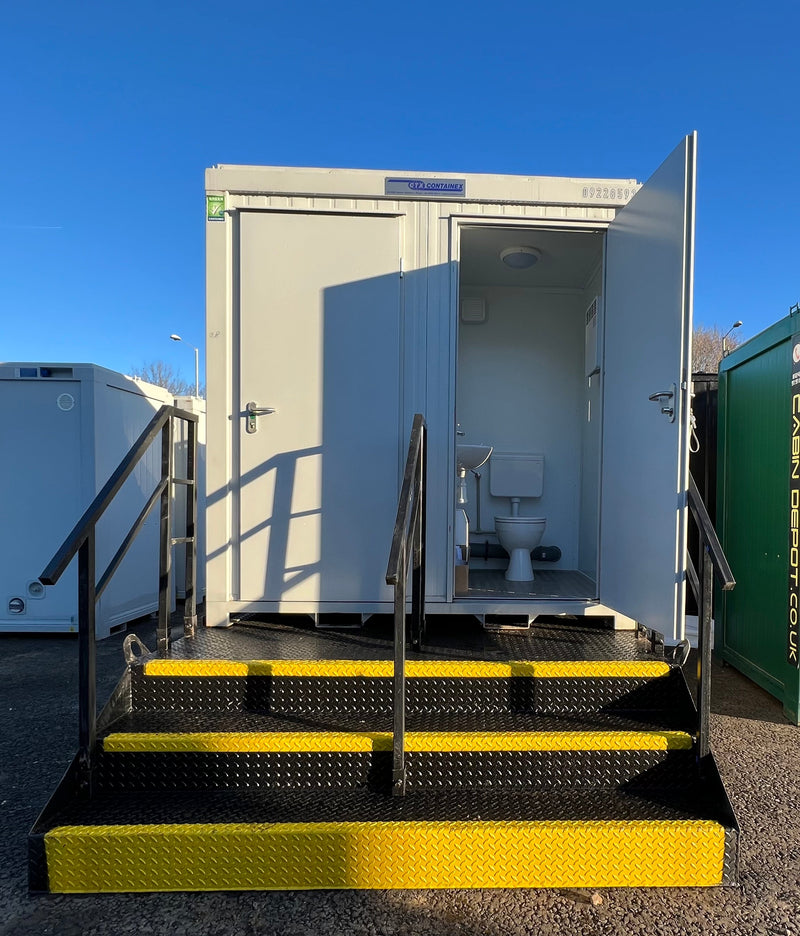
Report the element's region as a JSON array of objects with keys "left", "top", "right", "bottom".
[{"left": 495, "top": 516, "right": 546, "bottom": 524}]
